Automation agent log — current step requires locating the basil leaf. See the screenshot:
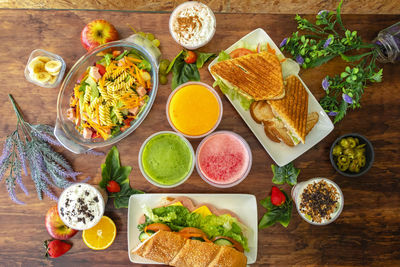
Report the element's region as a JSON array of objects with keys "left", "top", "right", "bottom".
[
  {"left": 260, "top": 196, "right": 274, "bottom": 210},
  {"left": 217, "top": 50, "right": 231, "bottom": 62},
  {"left": 271, "top": 162, "right": 300, "bottom": 186},
  {"left": 196, "top": 52, "right": 216, "bottom": 68},
  {"left": 258, "top": 209, "right": 281, "bottom": 229},
  {"left": 99, "top": 146, "right": 144, "bottom": 208},
  {"left": 166, "top": 50, "right": 183, "bottom": 74},
  {"left": 171, "top": 58, "right": 200, "bottom": 89}
]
